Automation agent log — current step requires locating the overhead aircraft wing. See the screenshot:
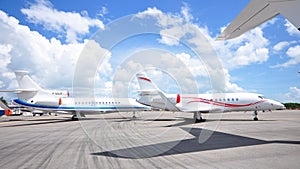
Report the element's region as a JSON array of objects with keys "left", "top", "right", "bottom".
[{"left": 217, "top": 0, "right": 300, "bottom": 40}]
